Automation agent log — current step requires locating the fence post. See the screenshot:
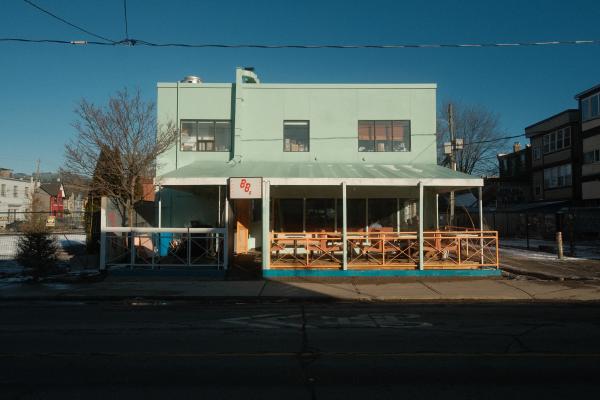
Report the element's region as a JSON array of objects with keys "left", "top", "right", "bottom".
[
  {"left": 556, "top": 231, "right": 564, "bottom": 260},
  {"left": 525, "top": 213, "right": 530, "bottom": 250},
  {"left": 129, "top": 230, "right": 135, "bottom": 269}
]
